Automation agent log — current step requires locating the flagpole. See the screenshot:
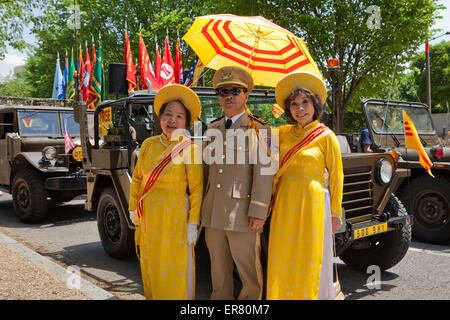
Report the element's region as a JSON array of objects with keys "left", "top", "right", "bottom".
[
  {"left": 73, "top": 0, "right": 81, "bottom": 102},
  {"left": 402, "top": 110, "right": 409, "bottom": 170}
]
